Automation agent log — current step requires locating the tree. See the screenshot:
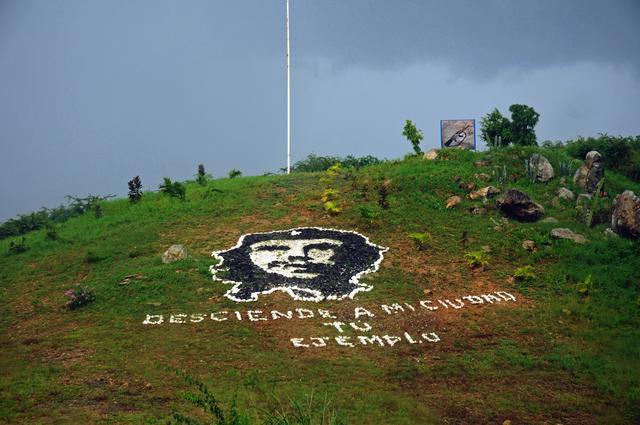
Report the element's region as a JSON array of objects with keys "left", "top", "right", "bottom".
[
  {"left": 127, "top": 176, "right": 143, "bottom": 203},
  {"left": 402, "top": 119, "right": 424, "bottom": 155},
  {"left": 480, "top": 108, "right": 511, "bottom": 148},
  {"left": 509, "top": 104, "right": 540, "bottom": 146}
]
